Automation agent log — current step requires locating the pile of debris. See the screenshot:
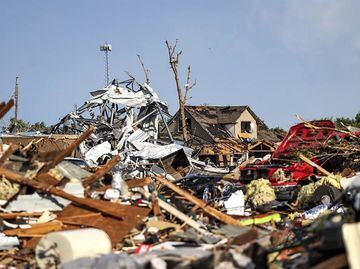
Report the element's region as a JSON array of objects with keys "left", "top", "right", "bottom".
[{"left": 0, "top": 77, "right": 360, "bottom": 269}]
